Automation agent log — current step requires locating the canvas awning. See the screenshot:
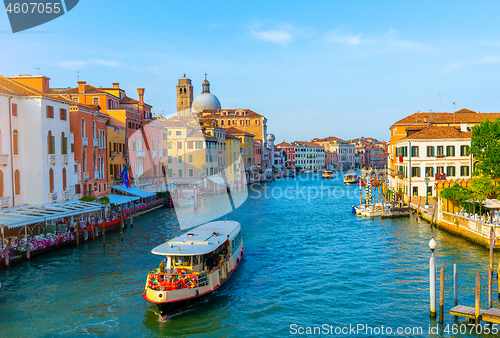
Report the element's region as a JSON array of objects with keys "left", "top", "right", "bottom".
[
  {"left": 0, "top": 201, "right": 102, "bottom": 229},
  {"left": 207, "top": 175, "right": 226, "bottom": 185},
  {"left": 107, "top": 194, "right": 140, "bottom": 206},
  {"left": 485, "top": 199, "right": 500, "bottom": 209},
  {"left": 110, "top": 184, "right": 155, "bottom": 198}
]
